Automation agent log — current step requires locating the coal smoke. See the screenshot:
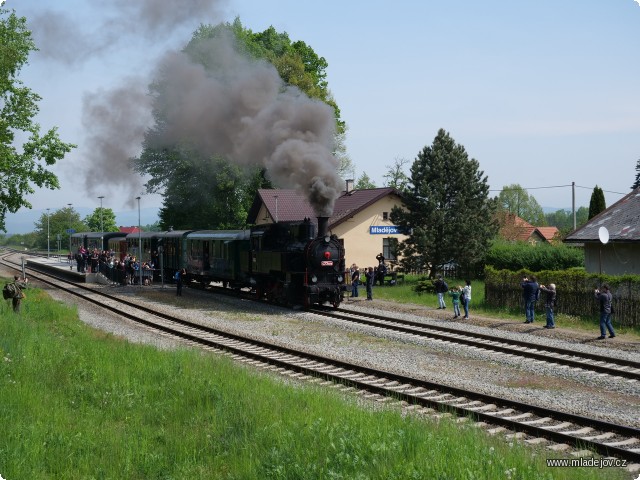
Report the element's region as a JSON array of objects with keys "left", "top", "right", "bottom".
[
  {"left": 28, "top": 0, "right": 227, "bottom": 64},
  {"left": 80, "top": 79, "right": 152, "bottom": 207},
  {"left": 149, "top": 33, "right": 343, "bottom": 216},
  {"left": 28, "top": 0, "right": 343, "bottom": 215}
]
